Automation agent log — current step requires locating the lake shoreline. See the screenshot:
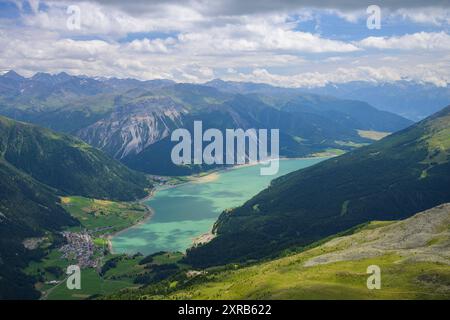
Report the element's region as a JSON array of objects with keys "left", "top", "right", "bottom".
[
  {"left": 109, "top": 155, "right": 332, "bottom": 254},
  {"left": 151, "top": 155, "right": 332, "bottom": 192},
  {"left": 106, "top": 189, "right": 155, "bottom": 254}
]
